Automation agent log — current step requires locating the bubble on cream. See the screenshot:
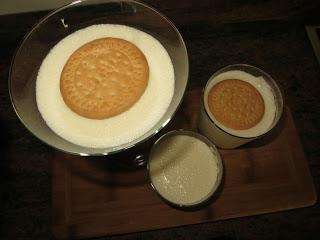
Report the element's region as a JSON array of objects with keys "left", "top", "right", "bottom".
[
  {"left": 204, "top": 70, "right": 276, "bottom": 138},
  {"left": 149, "top": 134, "right": 221, "bottom": 206},
  {"left": 36, "top": 24, "right": 174, "bottom": 148}
]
